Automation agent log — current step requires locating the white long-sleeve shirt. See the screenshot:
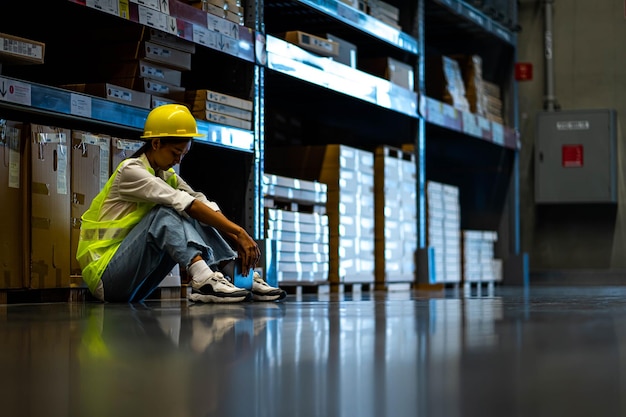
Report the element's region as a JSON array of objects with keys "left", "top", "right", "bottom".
[{"left": 99, "top": 153, "right": 220, "bottom": 221}]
